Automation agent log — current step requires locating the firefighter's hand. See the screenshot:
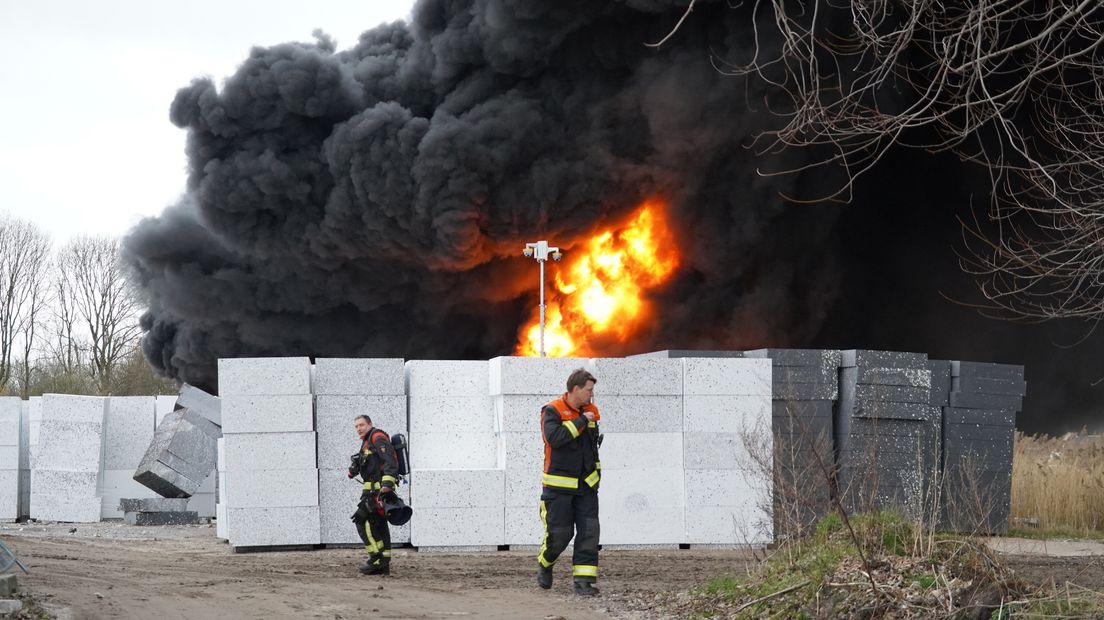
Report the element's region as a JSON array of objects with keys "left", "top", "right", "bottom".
[
  {"left": 583, "top": 411, "right": 596, "bottom": 421},
  {"left": 347, "top": 468, "right": 356, "bottom": 478}
]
